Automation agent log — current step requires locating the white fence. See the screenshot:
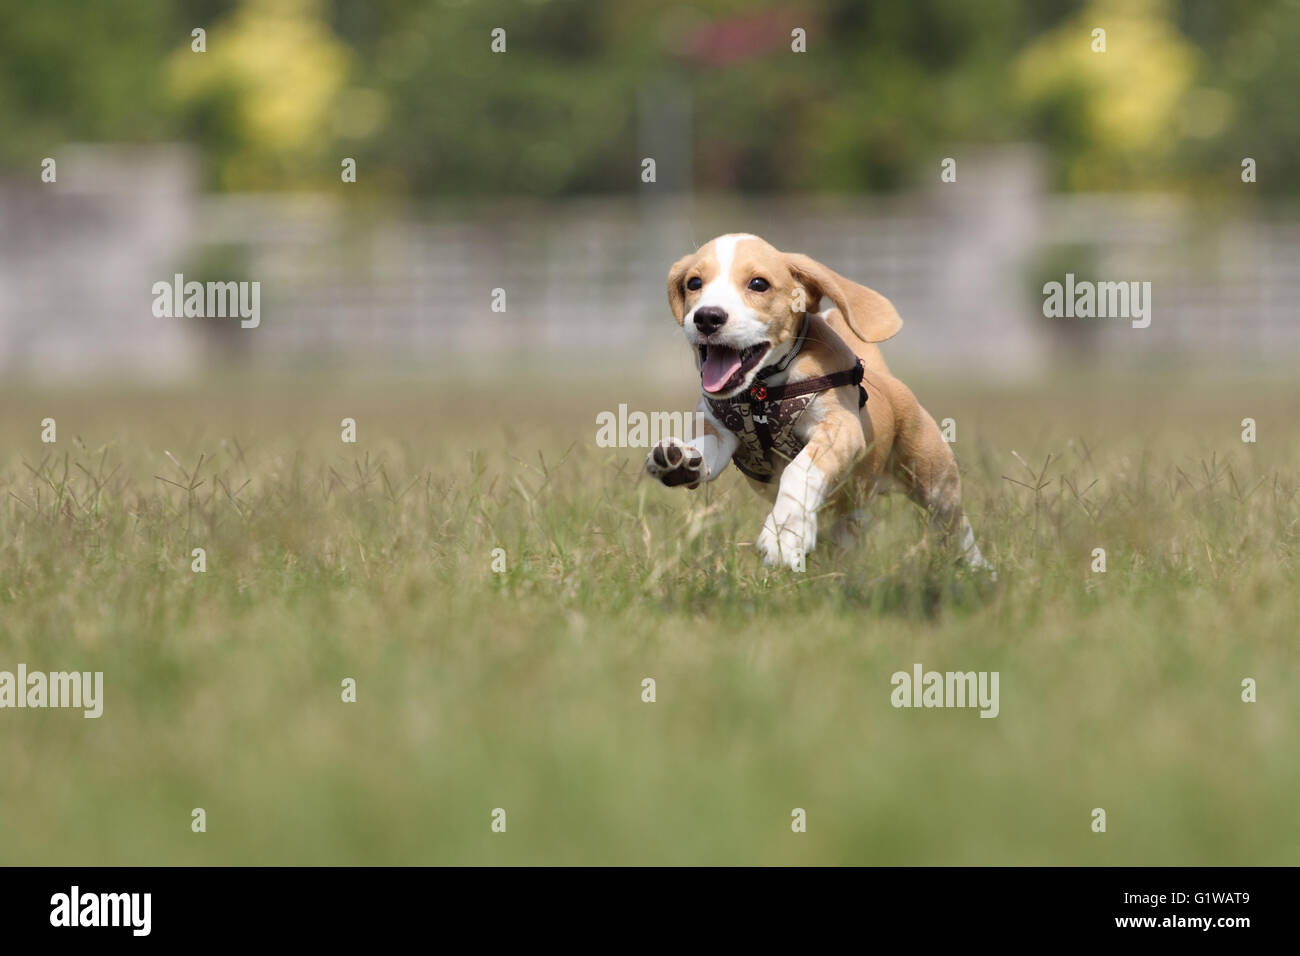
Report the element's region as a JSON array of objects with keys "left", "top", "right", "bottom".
[{"left": 2, "top": 145, "right": 1297, "bottom": 382}]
